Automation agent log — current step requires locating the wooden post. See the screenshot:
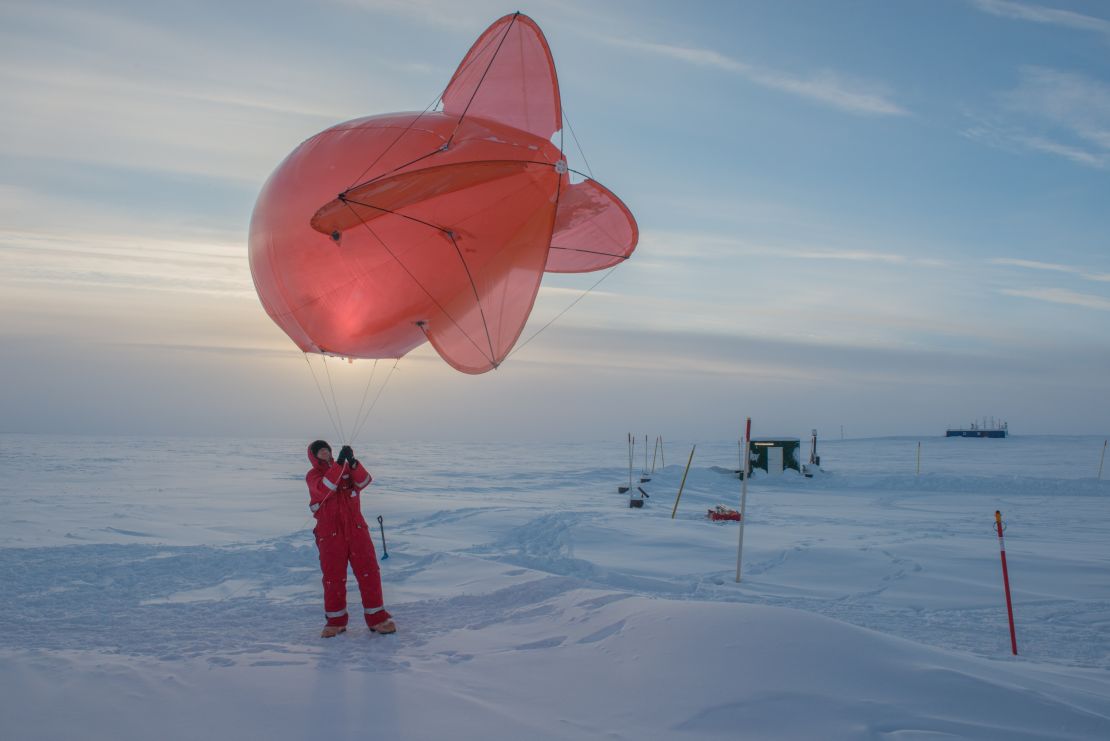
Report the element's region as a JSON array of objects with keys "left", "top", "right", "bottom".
[
  {"left": 670, "top": 445, "right": 696, "bottom": 519},
  {"left": 736, "top": 417, "right": 752, "bottom": 582}
]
